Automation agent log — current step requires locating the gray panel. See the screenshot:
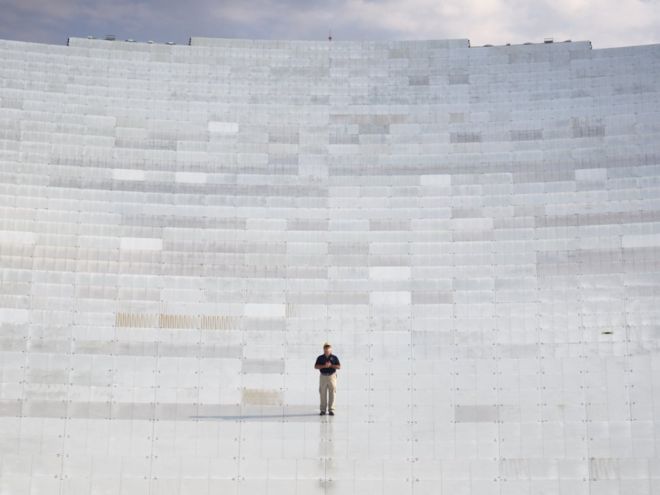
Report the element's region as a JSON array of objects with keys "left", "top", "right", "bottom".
[{"left": 0, "top": 35, "right": 659, "bottom": 495}]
